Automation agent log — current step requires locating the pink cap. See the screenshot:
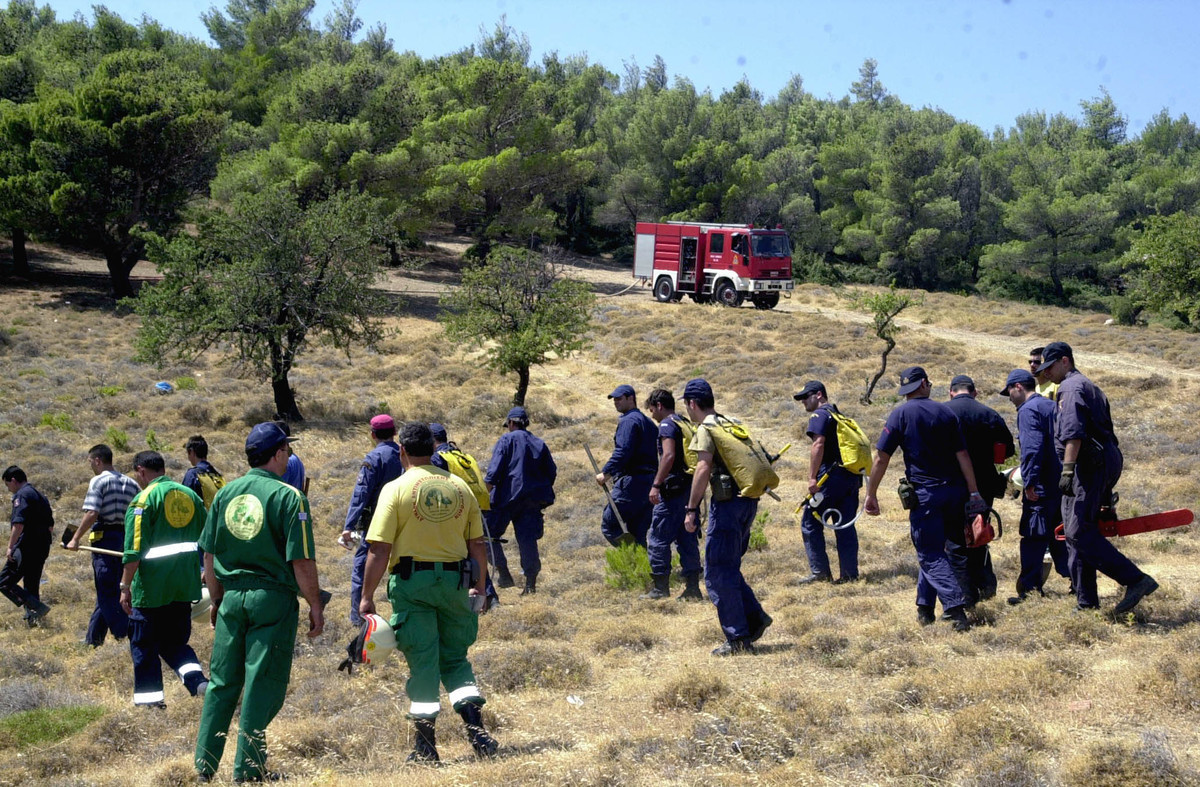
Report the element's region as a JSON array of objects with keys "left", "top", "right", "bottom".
[{"left": 370, "top": 414, "right": 395, "bottom": 430}]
